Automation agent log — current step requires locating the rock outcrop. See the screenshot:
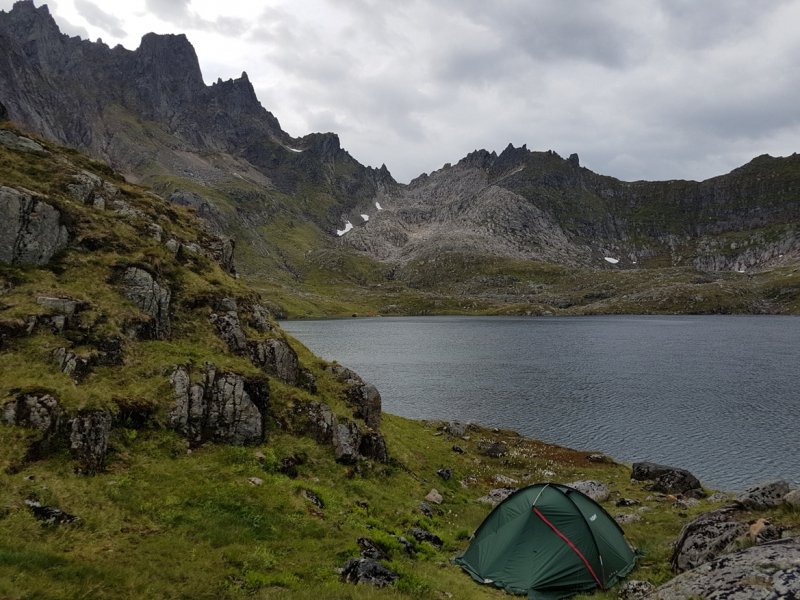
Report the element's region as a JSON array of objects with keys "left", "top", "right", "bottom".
[
  {"left": 648, "top": 537, "right": 800, "bottom": 599},
  {"left": 0, "top": 186, "right": 68, "bottom": 265},
  {"left": 2, "top": 392, "right": 63, "bottom": 460},
  {"left": 346, "top": 382, "right": 382, "bottom": 430},
  {"left": 119, "top": 267, "right": 171, "bottom": 339},
  {"left": 210, "top": 311, "right": 248, "bottom": 354},
  {"left": 631, "top": 462, "right": 703, "bottom": 496},
  {"left": 248, "top": 338, "right": 299, "bottom": 386},
  {"left": 340, "top": 557, "right": 399, "bottom": 588},
  {"left": 565, "top": 480, "right": 610, "bottom": 502},
  {"left": 168, "top": 364, "right": 269, "bottom": 446}
]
